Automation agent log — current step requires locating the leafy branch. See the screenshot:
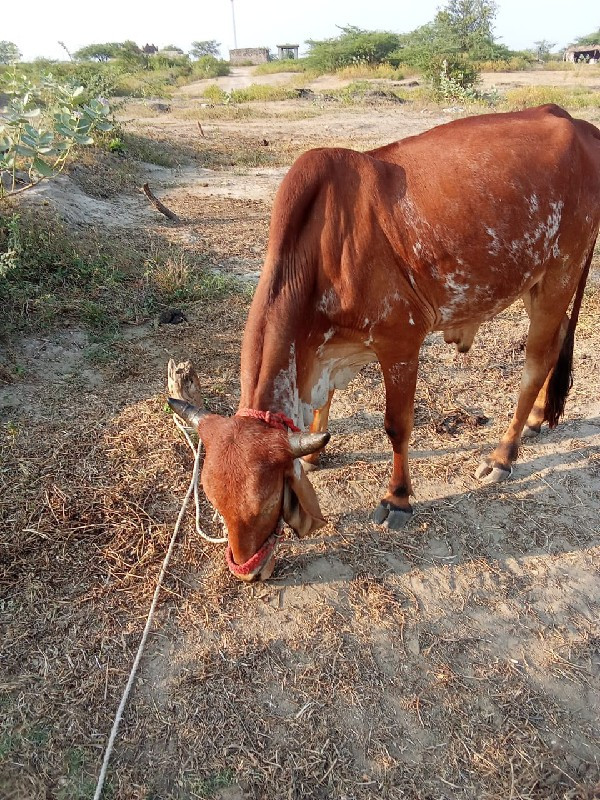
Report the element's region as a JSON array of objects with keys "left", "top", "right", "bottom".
[{"left": 0, "top": 72, "right": 112, "bottom": 198}]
